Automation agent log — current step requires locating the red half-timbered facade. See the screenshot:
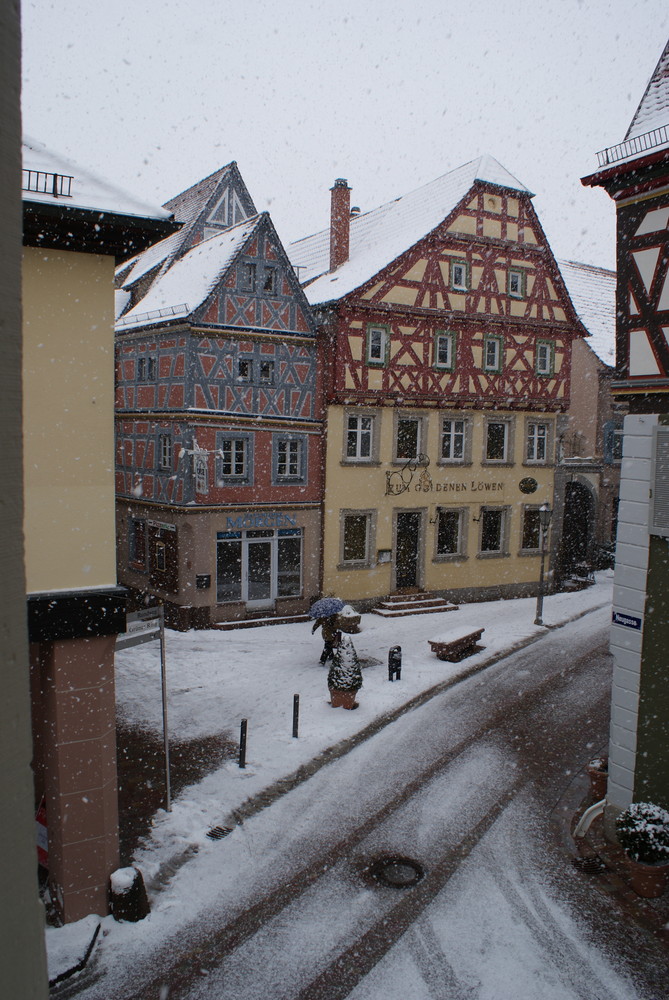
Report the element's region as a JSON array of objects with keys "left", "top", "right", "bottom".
[
  {"left": 115, "top": 167, "right": 323, "bottom": 628},
  {"left": 290, "top": 158, "right": 588, "bottom": 606}
]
